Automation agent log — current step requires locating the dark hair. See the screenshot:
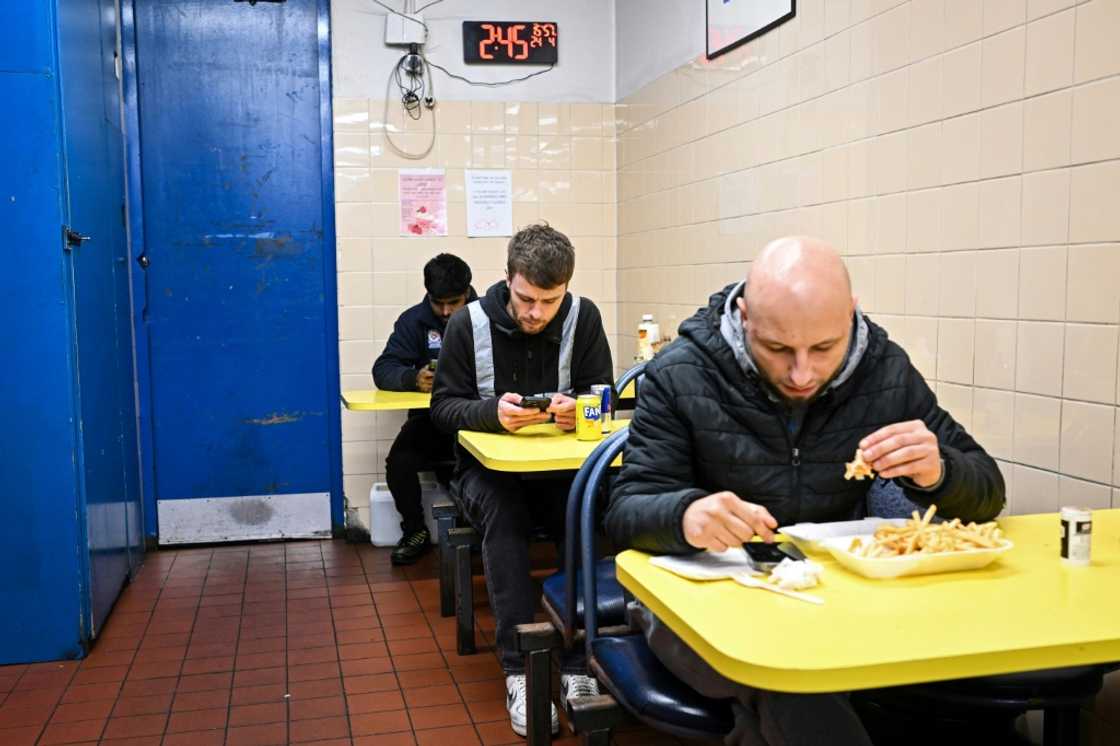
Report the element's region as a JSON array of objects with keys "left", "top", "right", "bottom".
[
  {"left": 506, "top": 223, "right": 575, "bottom": 289},
  {"left": 423, "top": 253, "right": 472, "bottom": 299}
]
